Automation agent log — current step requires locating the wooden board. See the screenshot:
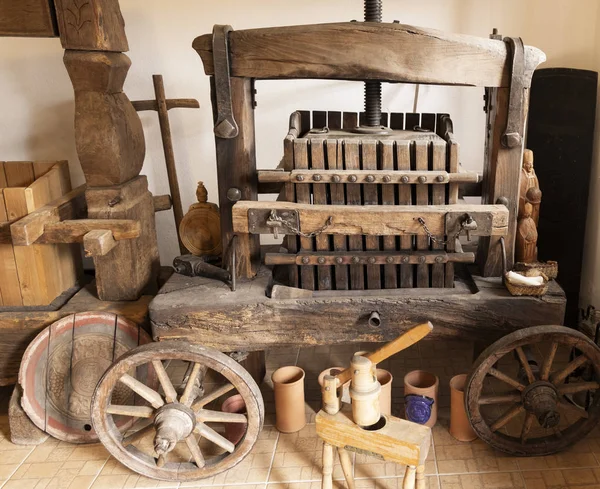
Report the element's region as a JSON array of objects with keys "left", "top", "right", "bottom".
[
  {"left": 362, "top": 140, "right": 380, "bottom": 289},
  {"left": 194, "top": 23, "right": 545, "bottom": 88},
  {"left": 381, "top": 141, "right": 397, "bottom": 289},
  {"left": 415, "top": 141, "right": 429, "bottom": 288},
  {"left": 294, "top": 139, "right": 314, "bottom": 290},
  {"left": 4, "top": 162, "right": 34, "bottom": 188},
  {"left": 149, "top": 267, "right": 566, "bottom": 351},
  {"left": 0, "top": 0, "right": 58, "bottom": 37},
  {"left": 234, "top": 201, "right": 509, "bottom": 236},
  {"left": 311, "top": 139, "right": 332, "bottom": 290},
  {"left": 431, "top": 141, "right": 446, "bottom": 287},
  {"left": 19, "top": 312, "right": 154, "bottom": 442},
  {"left": 345, "top": 140, "right": 364, "bottom": 290},
  {"left": 0, "top": 190, "right": 22, "bottom": 306}
]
